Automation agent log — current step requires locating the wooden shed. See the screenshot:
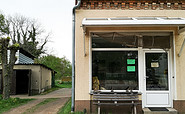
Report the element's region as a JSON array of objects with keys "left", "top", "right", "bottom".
[
  {"left": 0, "top": 48, "right": 55, "bottom": 95},
  {"left": 0, "top": 64, "right": 55, "bottom": 95}
]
